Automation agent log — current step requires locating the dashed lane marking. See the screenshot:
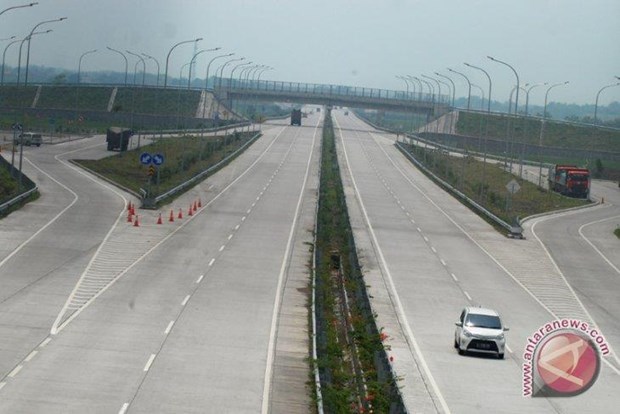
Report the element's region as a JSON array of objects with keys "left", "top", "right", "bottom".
[
  {"left": 164, "top": 321, "right": 174, "bottom": 335},
  {"left": 181, "top": 295, "right": 190, "bottom": 306},
  {"left": 143, "top": 354, "right": 156, "bottom": 372}
]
